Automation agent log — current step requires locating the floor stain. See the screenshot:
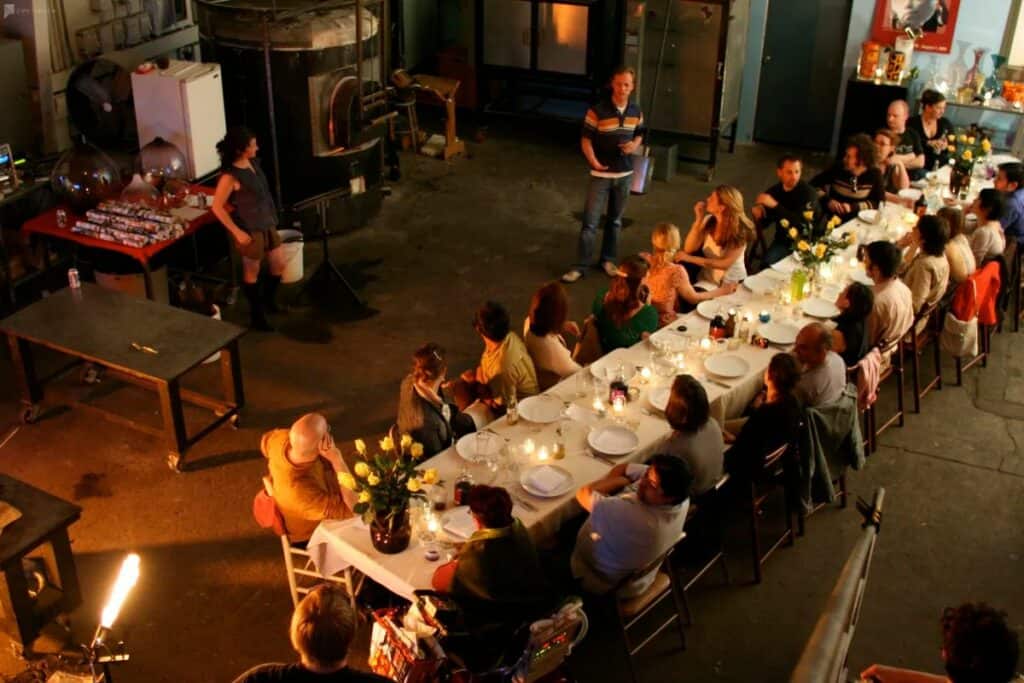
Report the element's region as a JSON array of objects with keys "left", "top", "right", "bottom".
[{"left": 73, "top": 472, "right": 113, "bottom": 500}]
